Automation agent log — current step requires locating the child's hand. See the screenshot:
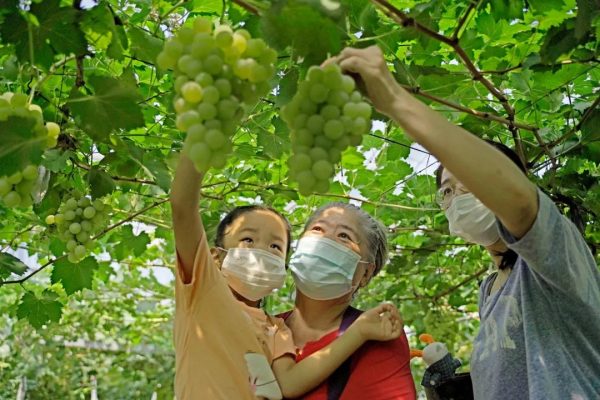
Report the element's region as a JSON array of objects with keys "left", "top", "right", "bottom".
[{"left": 351, "top": 303, "right": 403, "bottom": 342}]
